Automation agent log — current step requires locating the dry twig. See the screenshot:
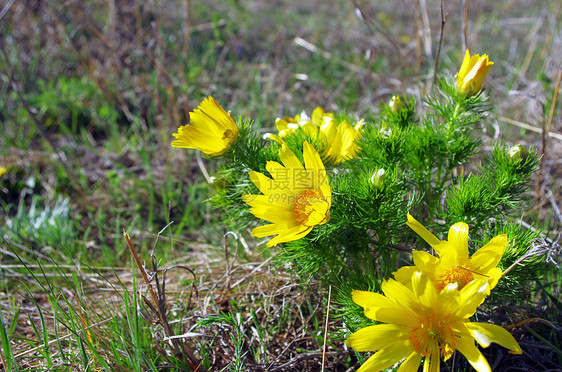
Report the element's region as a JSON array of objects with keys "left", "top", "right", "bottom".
[{"left": 124, "top": 231, "right": 205, "bottom": 371}]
